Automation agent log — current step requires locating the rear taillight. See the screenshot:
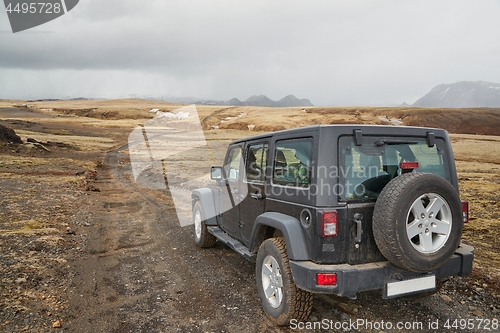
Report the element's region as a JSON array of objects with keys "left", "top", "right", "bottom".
[
  {"left": 317, "top": 273, "right": 337, "bottom": 286},
  {"left": 321, "top": 210, "right": 338, "bottom": 237},
  {"left": 462, "top": 201, "right": 469, "bottom": 223}
]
